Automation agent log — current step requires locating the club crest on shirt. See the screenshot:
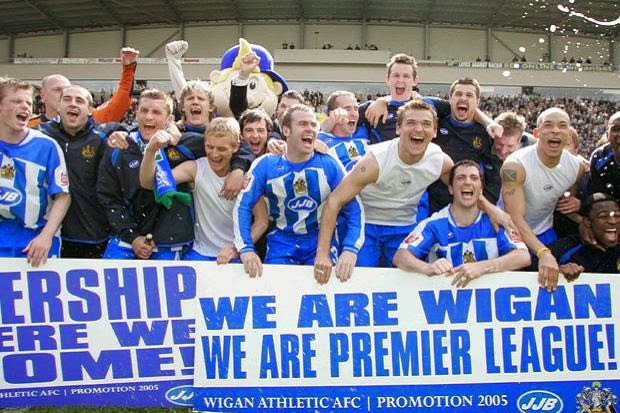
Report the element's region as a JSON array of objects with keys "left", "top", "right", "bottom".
[
  {"left": 241, "top": 175, "right": 253, "bottom": 191},
  {"left": 472, "top": 136, "right": 482, "bottom": 149},
  {"left": 166, "top": 147, "right": 181, "bottom": 161},
  {"left": 294, "top": 177, "right": 307, "bottom": 193},
  {"left": 347, "top": 145, "right": 360, "bottom": 159},
  {"left": 404, "top": 233, "right": 420, "bottom": 245},
  {"left": 81, "top": 145, "right": 95, "bottom": 159},
  {"left": 463, "top": 250, "right": 476, "bottom": 263},
  {"left": 0, "top": 164, "right": 15, "bottom": 179},
  {"left": 440, "top": 128, "right": 448, "bottom": 135}
]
